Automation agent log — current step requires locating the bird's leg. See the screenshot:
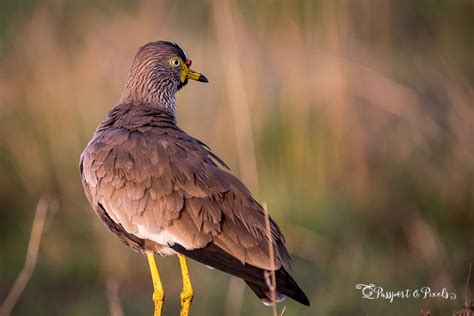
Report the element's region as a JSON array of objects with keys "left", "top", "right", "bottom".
[
  {"left": 146, "top": 252, "right": 165, "bottom": 316},
  {"left": 178, "top": 254, "right": 194, "bottom": 316}
]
